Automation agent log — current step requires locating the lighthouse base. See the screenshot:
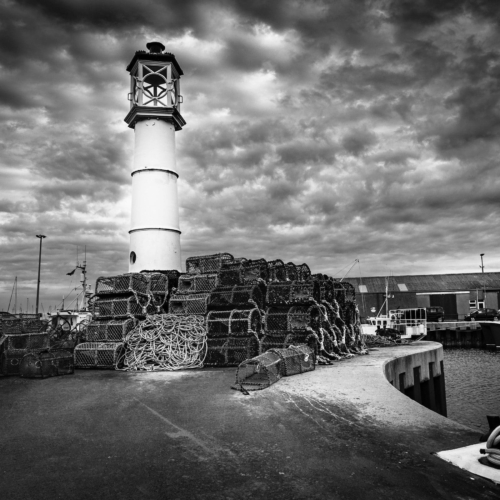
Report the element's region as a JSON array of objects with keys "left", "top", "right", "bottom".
[{"left": 129, "top": 229, "right": 182, "bottom": 272}]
